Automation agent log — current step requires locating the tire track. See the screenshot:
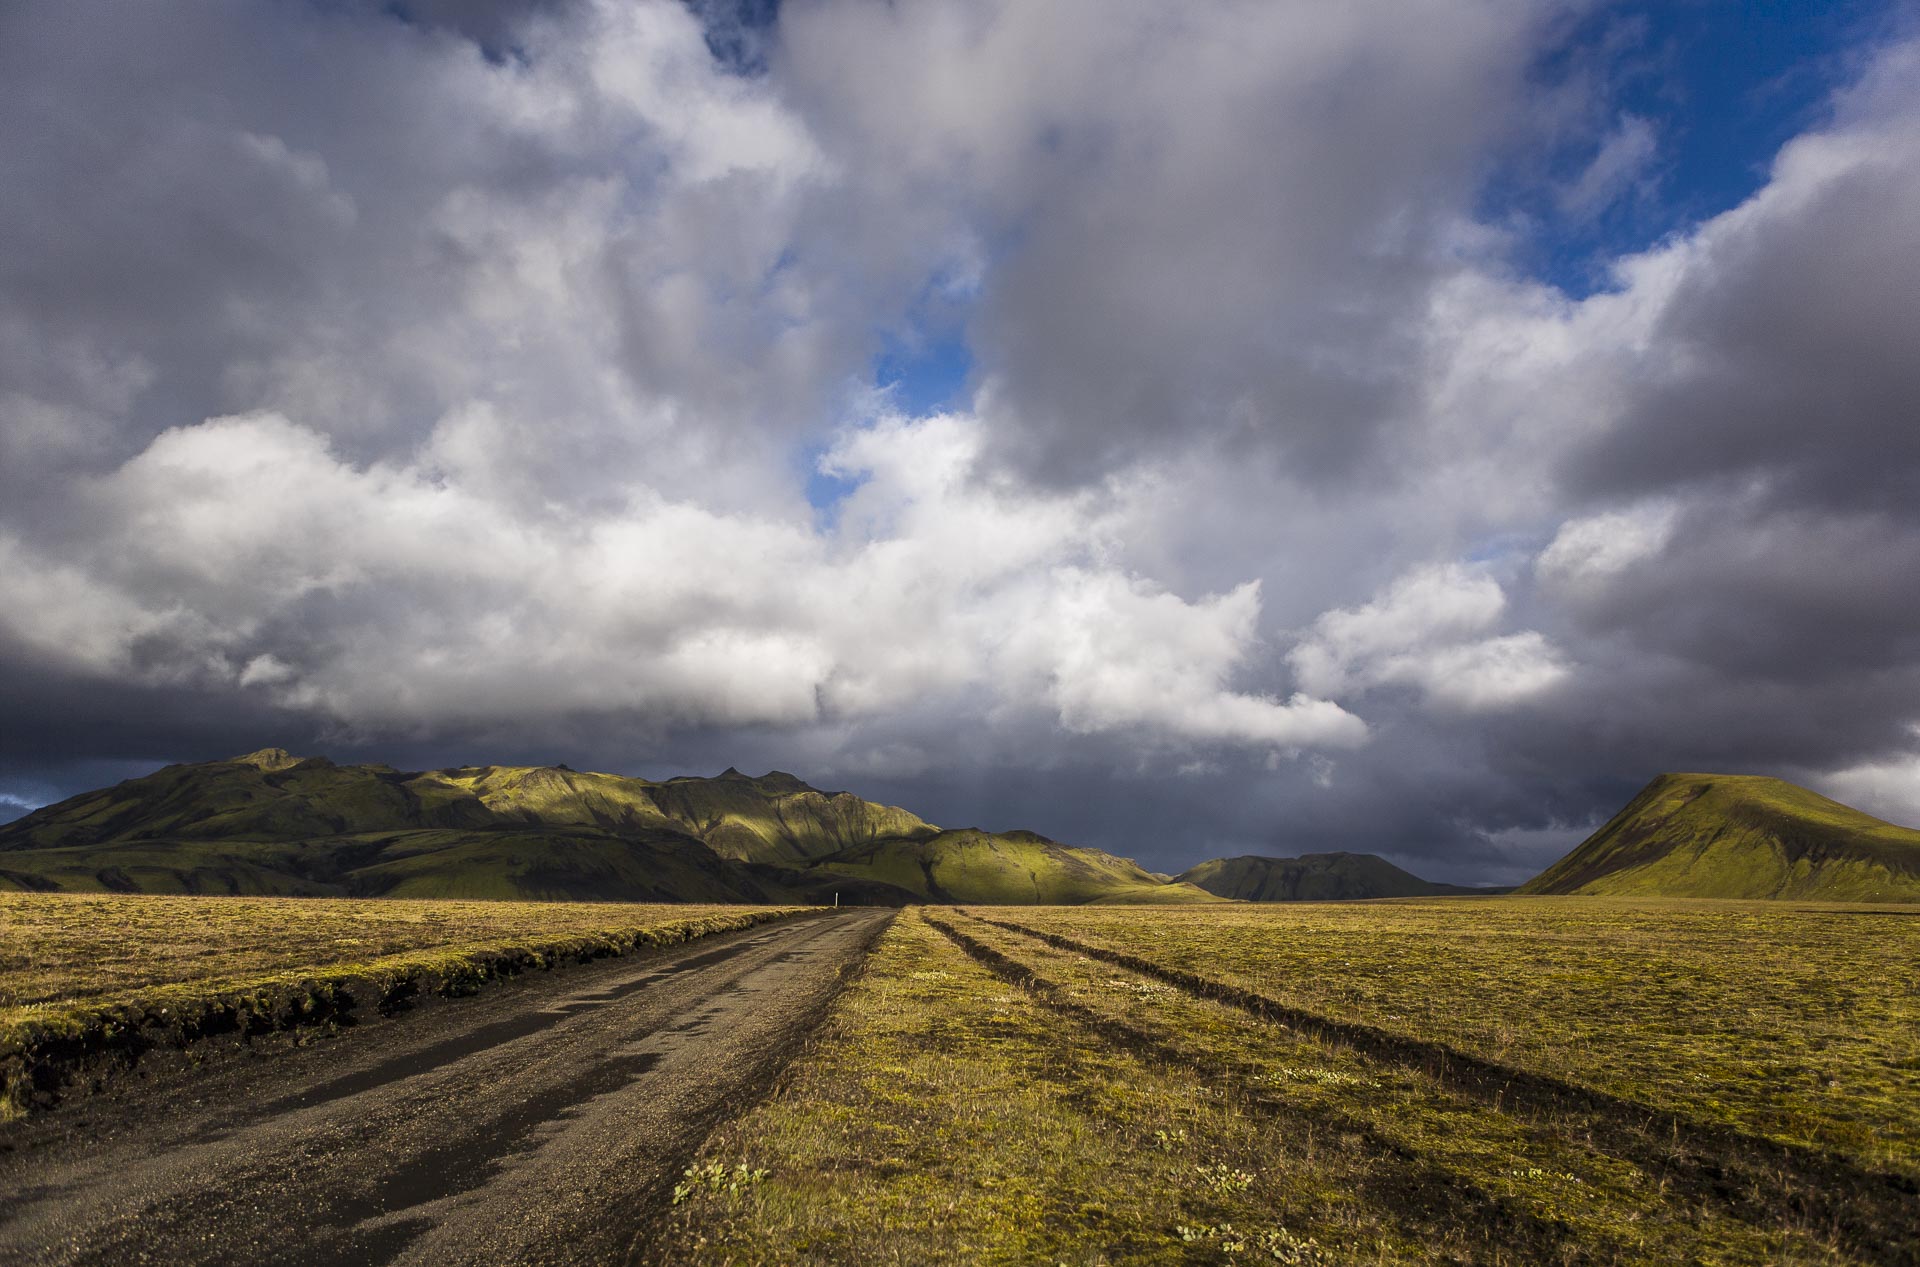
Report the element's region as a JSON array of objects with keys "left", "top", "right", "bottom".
[
  {"left": 966, "top": 910, "right": 1919, "bottom": 1266},
  {"left": 0, "top": 910, "right": 894, "bottom": 1267},
  {"left": 919, "top": 912, "right": 1606, "bottom": 1265}
]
